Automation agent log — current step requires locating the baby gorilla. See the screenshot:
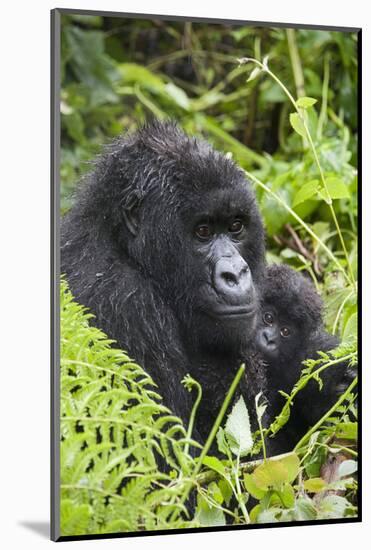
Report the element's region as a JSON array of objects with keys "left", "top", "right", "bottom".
[{"left": 245, "top": 264, "right": 354, "bottom": 455}]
